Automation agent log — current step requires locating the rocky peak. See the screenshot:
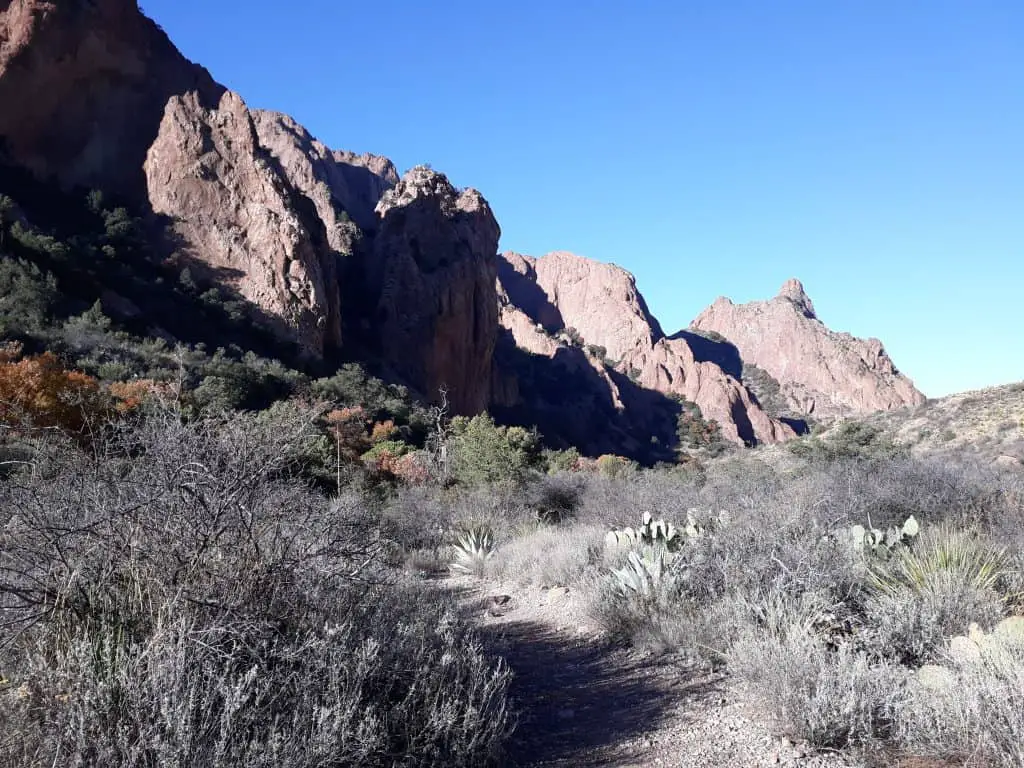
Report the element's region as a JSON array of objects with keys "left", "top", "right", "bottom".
[
  {"left": 366, "top": 166, "right": 500, "bottom": 414},
  {"left": 252, "top": 110, "right": 398, "bottom": 235},
  {"left": 496, "top": 251, "right": 795, "bottom": 447},
  {"left": 777, "top": 278, "right": 816, "bottom": 318},
  {"left": 510, "top": 250, "right": 664, "bottom": 361},
  {"left": 692, "top": 282, "right": 926, "bottom": 419}
]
